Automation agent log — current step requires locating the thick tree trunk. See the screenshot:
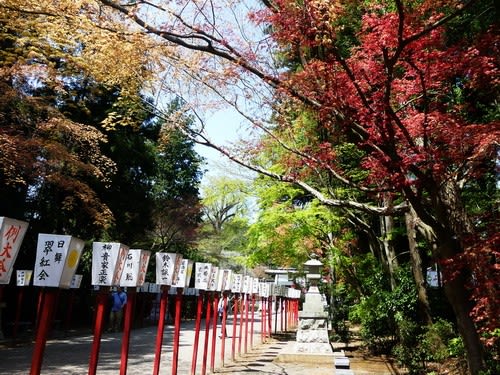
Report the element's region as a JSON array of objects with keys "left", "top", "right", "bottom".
[
  {"left": 405, "top": 209, "right": 432, "bottom": 325},
  {"left": 408, "top": 180, "right": 485, "bottom": 375},
  {"left": 442, "top": 273, "right": 484, "bottom": 375}
]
